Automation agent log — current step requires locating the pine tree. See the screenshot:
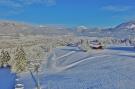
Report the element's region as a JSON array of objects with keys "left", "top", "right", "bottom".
[
  {"left": 0, "top": 49, "right": 11, "bottom": 67},
  {"left": 0, "top": 50, "right": 5, "bottom": 67},
  {"left": 14, "top": 46, "right": 27, "bottom": 72}
]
